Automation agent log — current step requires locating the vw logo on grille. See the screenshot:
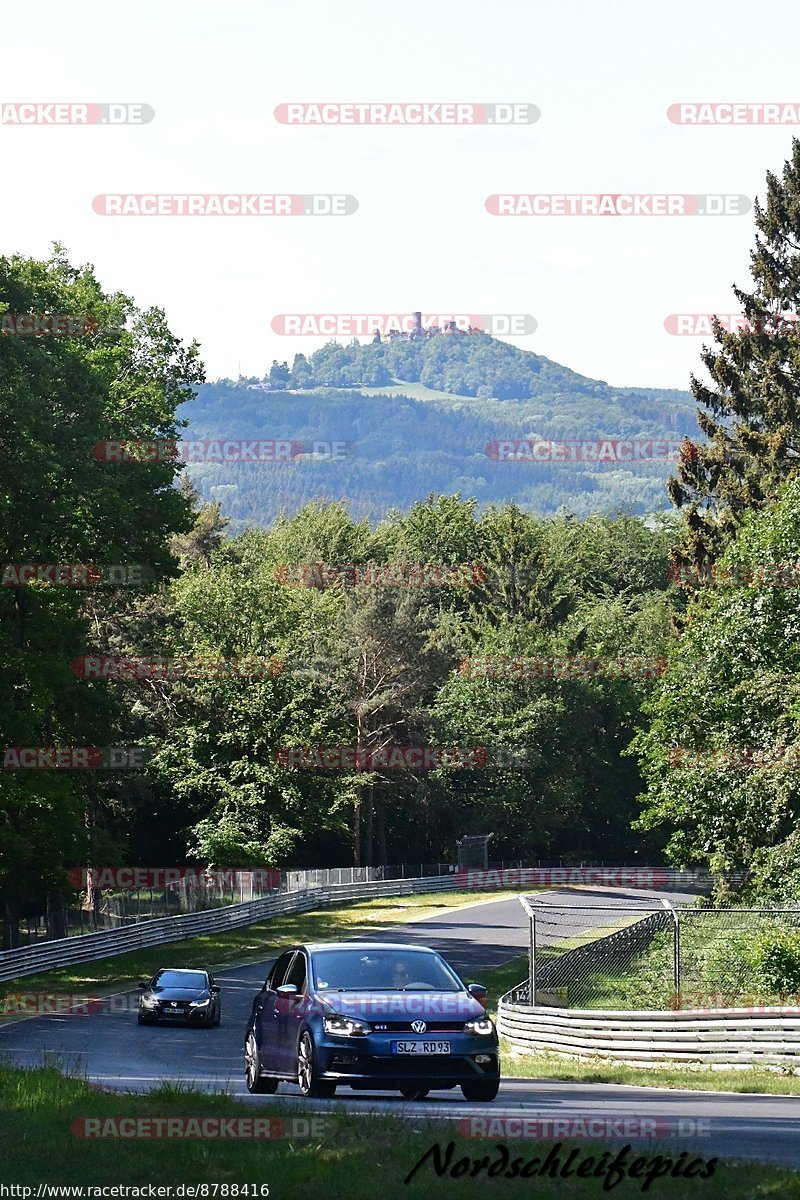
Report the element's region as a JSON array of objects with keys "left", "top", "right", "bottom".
[
  {"left": 170, "top": 1002, "right": 177, "bottom": 1007},
  {"left": 411, "top": 1019, "right": 427, "bottom": 1034}
]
